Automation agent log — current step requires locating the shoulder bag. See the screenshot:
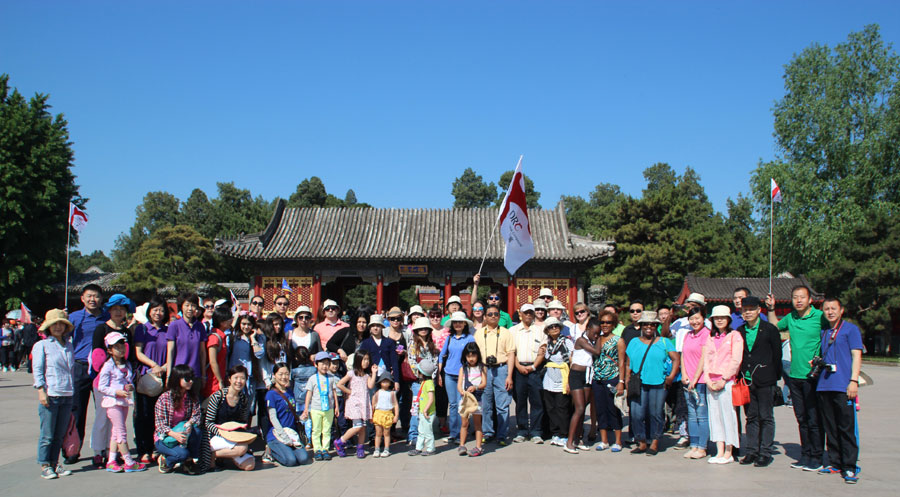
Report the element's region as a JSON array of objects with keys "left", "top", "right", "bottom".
[{"left": 627, "top": 338, "right": 655, "bottom": 402}]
